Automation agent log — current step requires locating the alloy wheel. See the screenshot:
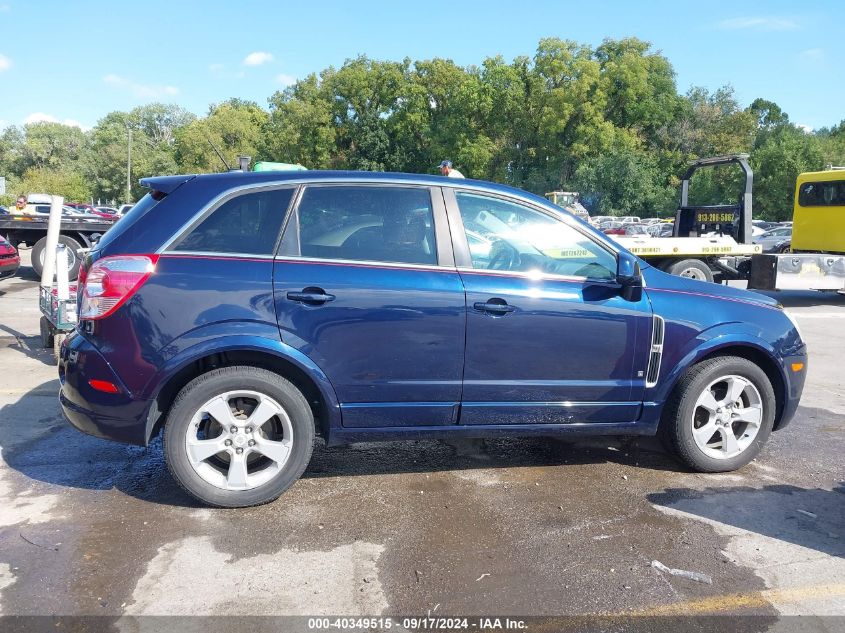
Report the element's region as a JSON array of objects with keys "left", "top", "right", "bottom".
[
  {"left": 184, "top": 390, "right": 294, "bottom": 491},
  {"left": 691, "top": 374, "right": 763, "bottom": 460}
]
